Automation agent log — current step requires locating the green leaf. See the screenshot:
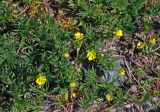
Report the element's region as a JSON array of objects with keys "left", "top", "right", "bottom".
[
  {"left": 114, "top": 0, "right": 128, "bottom": 11},
  {"left": 131, "top": 0, "right": 145, "bottom": 14}
]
